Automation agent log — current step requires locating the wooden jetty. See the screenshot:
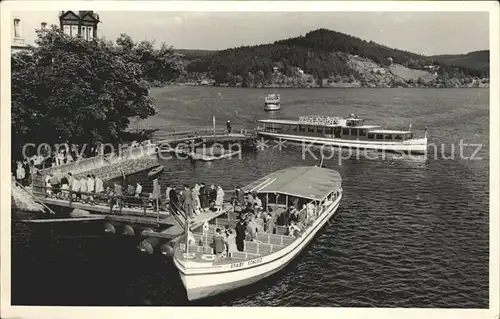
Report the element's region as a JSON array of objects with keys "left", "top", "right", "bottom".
[
  {"left": 154, "top": 128, "right": 256, "bottom": 151},
  {"left": 21, "top": 185, "right": 232, "bottom": 255}
]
